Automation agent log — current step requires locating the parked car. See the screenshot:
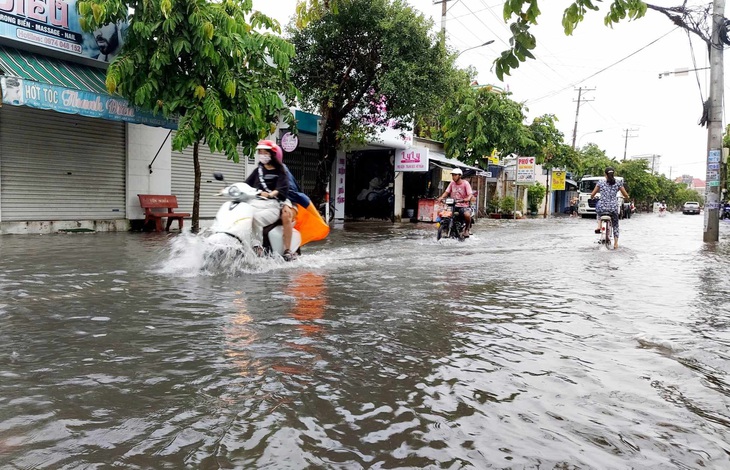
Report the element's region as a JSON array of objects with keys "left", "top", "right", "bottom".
[{"left": 682, "top": 201, "right": 701, "bottom": 214}]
